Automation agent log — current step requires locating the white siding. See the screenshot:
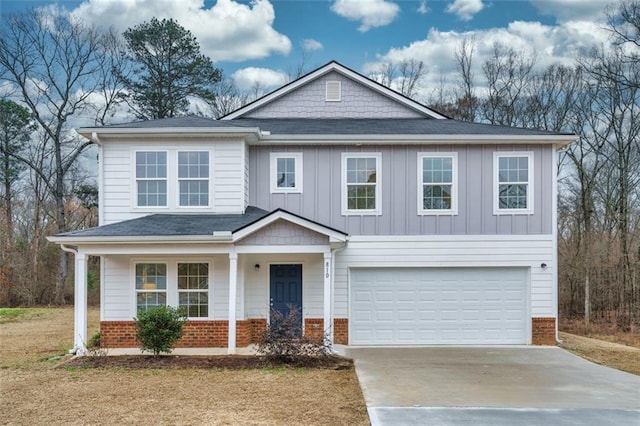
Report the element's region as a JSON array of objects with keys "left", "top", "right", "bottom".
[
  {"left": 100, "top": 139, "right": 246, "bottom": 224},
  {"left": 102, "top": 256, "right": 131, "bottom": 320},
  {"left": 333, "top": 235, "right": 555, "bottom": 318},
  {"left": 242, "top": 253, "right": 324, "bottom": 319}
]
